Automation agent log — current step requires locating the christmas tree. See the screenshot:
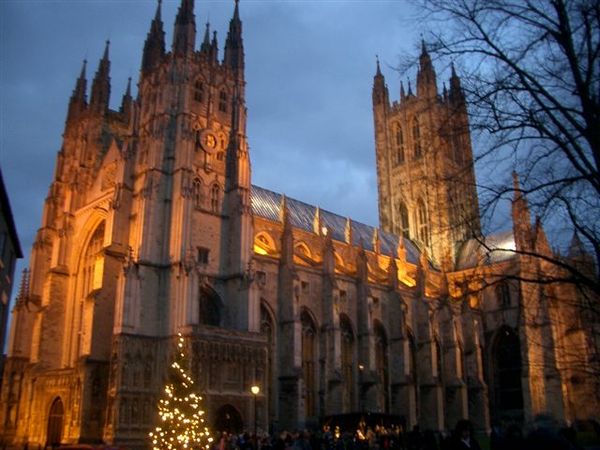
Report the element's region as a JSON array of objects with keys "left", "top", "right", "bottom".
[{"left": 149, "top": 333, "right": 213, "bottom": 450}]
